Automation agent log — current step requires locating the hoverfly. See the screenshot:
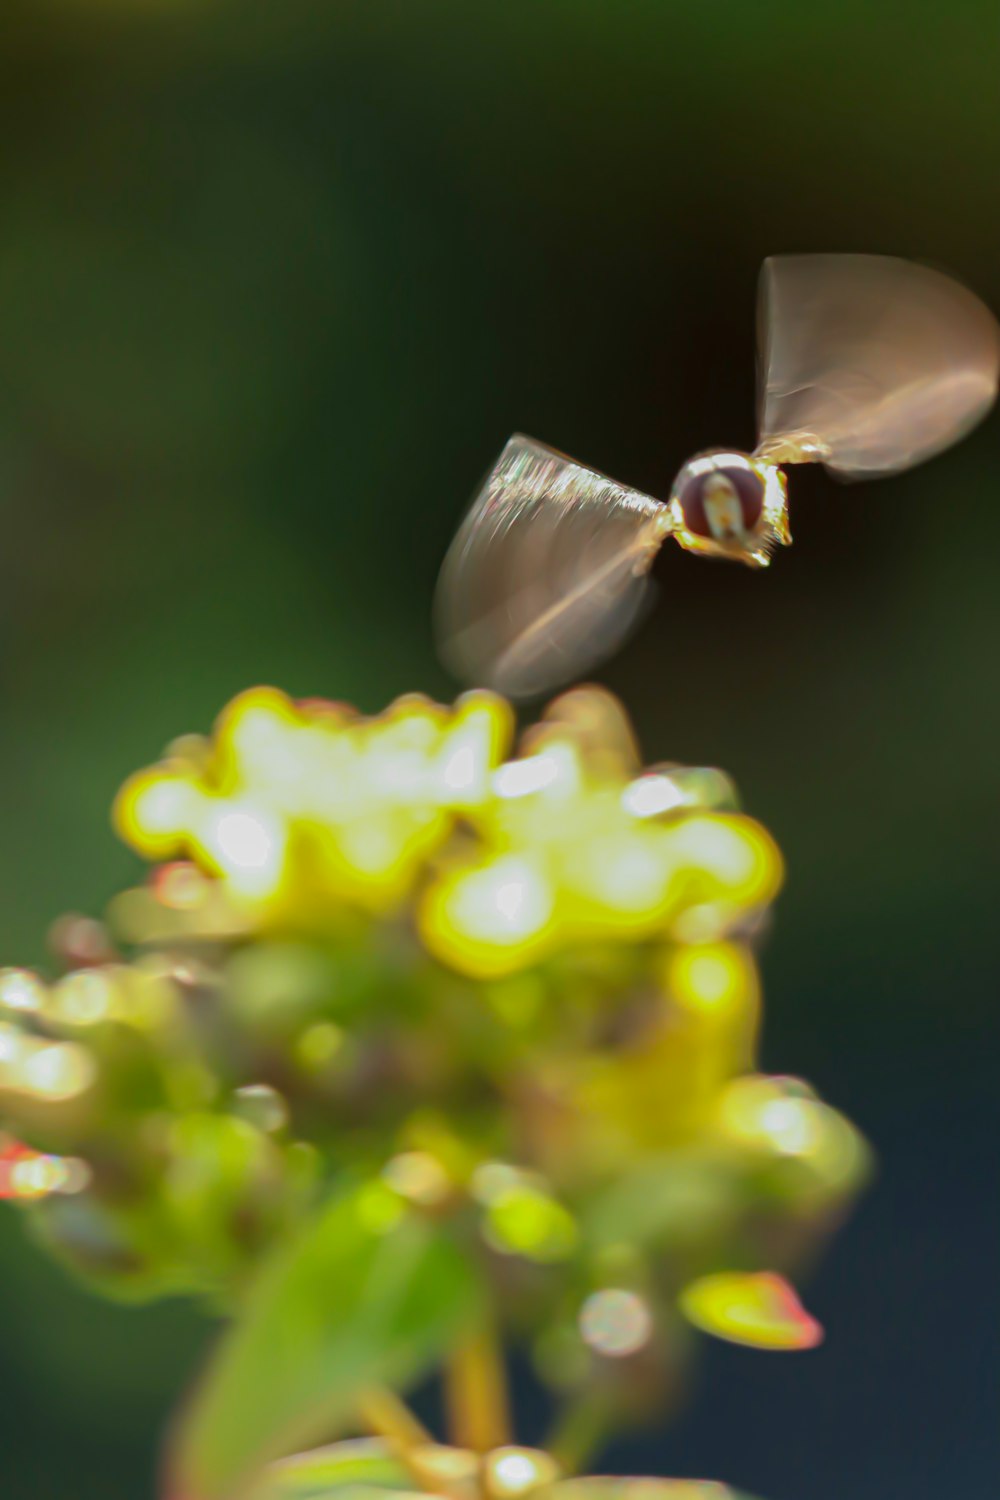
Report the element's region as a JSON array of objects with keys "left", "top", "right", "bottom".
[{"left": 435, "top": 254, "right": 999, "bottom": 698}]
